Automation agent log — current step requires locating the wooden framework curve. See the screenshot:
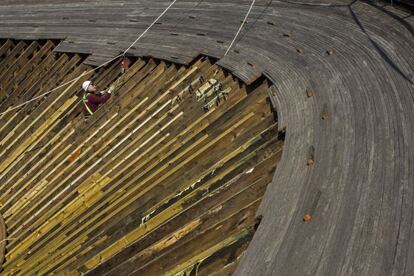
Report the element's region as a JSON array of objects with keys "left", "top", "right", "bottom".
[
  {"left": 0, "top": 40, "right": 283, "bottom": 275},
  {"left": 0, "top": 1, "right": 413, "bottom": 275}
]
